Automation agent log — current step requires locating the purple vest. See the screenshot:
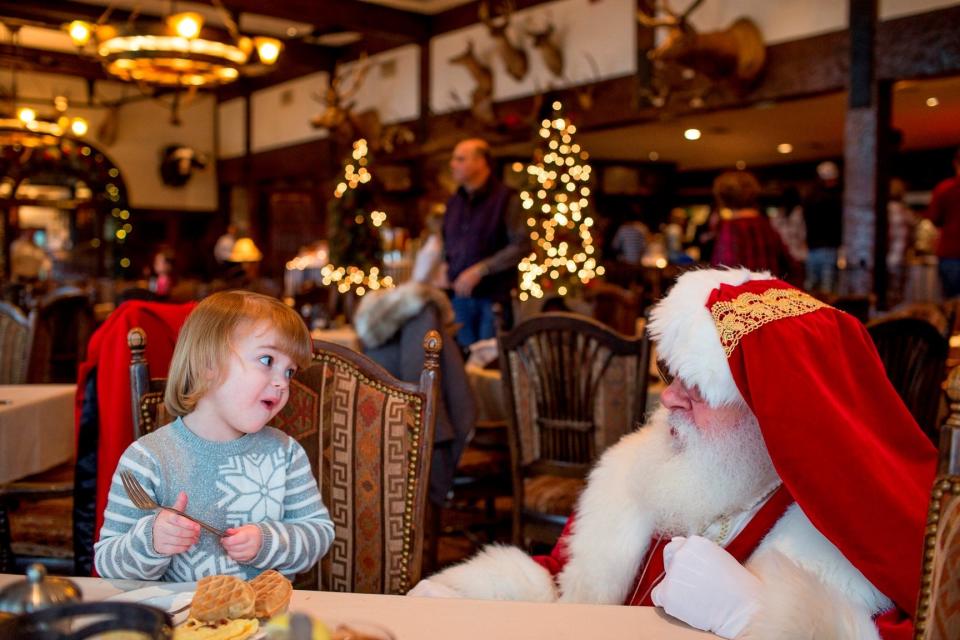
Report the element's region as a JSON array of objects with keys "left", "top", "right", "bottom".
[{"left": 443, "top": 179, "right": 515, "bottom": 299}]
